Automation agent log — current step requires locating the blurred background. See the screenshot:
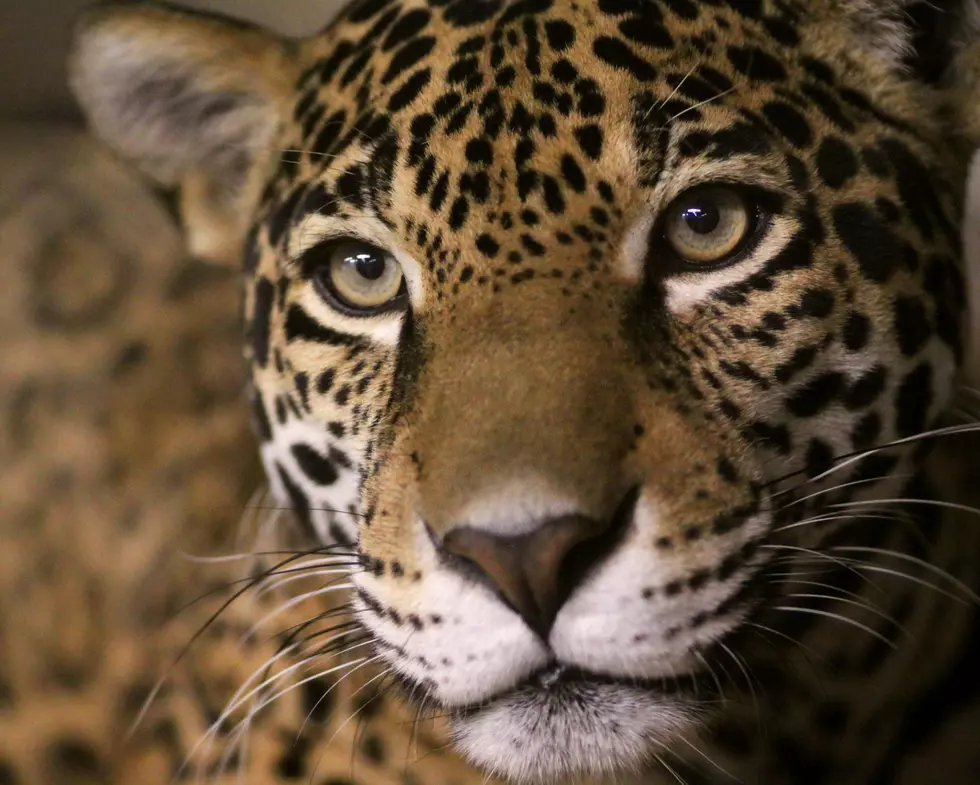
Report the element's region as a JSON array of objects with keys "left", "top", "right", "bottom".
[
  {"left": 0, "top": 3, "right": 355, "bottom": 781},
  {"left": 1, "top": 0, "right": 346, "bottom": 122}
]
